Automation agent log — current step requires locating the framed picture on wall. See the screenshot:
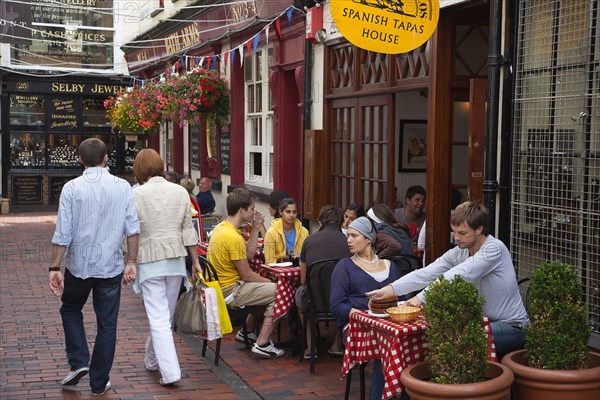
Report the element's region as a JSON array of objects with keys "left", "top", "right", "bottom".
[{"left": 399, "top": 120, "right": 427, "bottom": 172}]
